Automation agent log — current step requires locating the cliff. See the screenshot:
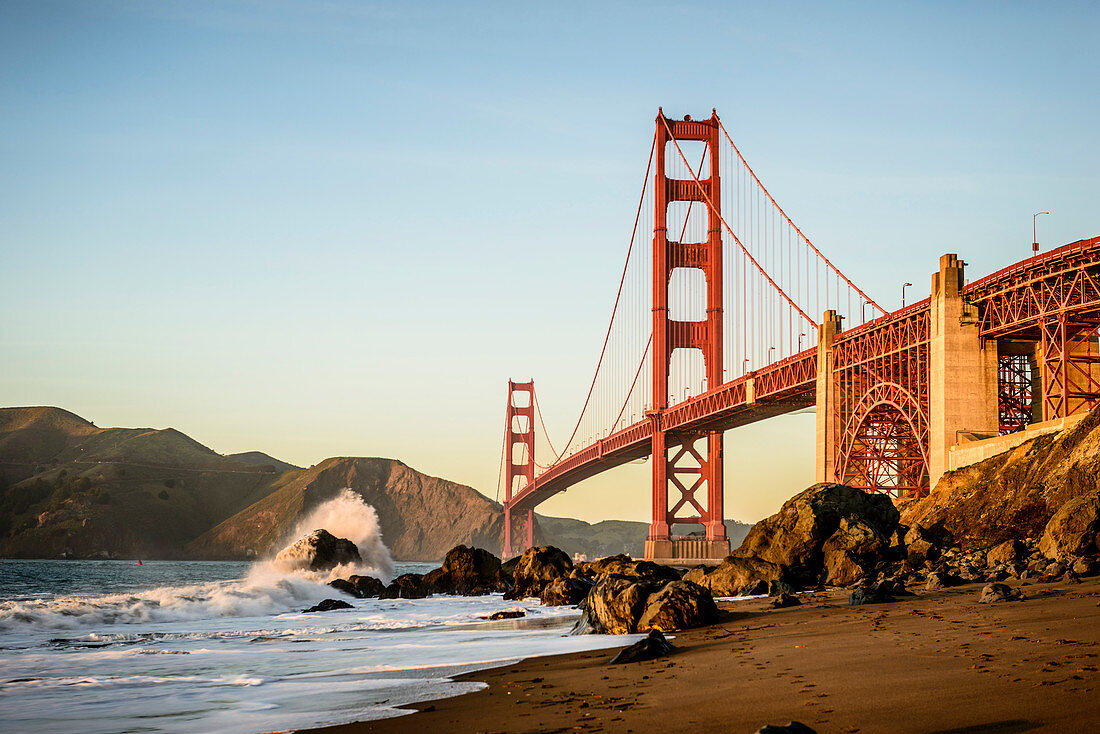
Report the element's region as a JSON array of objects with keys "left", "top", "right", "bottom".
[{"left": 901, "top": 407, "right": 1100, "bottom": 550}]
